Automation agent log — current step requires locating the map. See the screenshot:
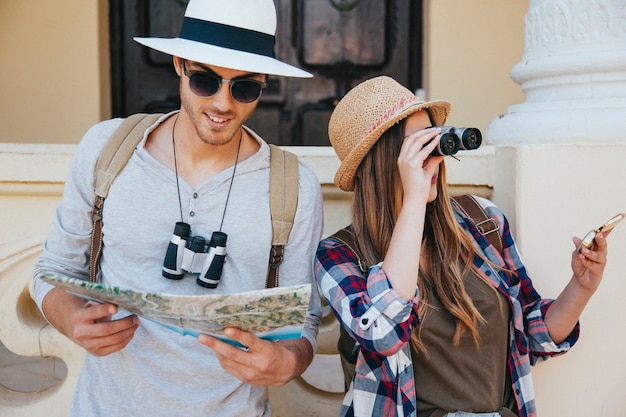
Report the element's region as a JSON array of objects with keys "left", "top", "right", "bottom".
[{"left": 39, "top": 273, "right": 311, "bottom": 345}]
